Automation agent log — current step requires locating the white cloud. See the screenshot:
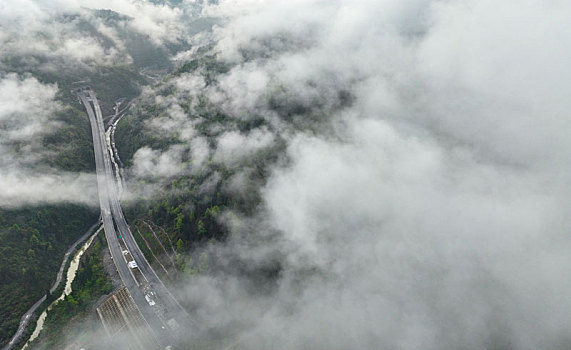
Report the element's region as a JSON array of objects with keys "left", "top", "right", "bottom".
[
  {"left": 4, "top": 0, "right": 567, "bottom": 347},
  {"left": 0, "top": 9, "right": 128, "bottom": 70},
  {"left": 0, "top": 0, "right": 206, "bottom": 71},
  {"left": 0, "top": 171, "right": 98, "bottom": 207},
  {"left": 165, "top": 1, "right": 571, "bottom": 349},
  {"left": 417, "top": 0, "right": 571, "bottom": 168},
  {"left": 132, "top": 146, "right": 187, "bottom": 179},
  {"left": 214, "top": 128, "right": 275, "bottom": 166},
  {"left": 70, "top": 0, "right": 200, "bottom": 45},
  {"left": 0, "top": 74, "right": 98, "bottom": 207},
  {"left": 190, "top": 136, "right": 210, "bottom": 170},
  {"left": 0, "top": 74, "right": 59, "bottom": 142}
]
